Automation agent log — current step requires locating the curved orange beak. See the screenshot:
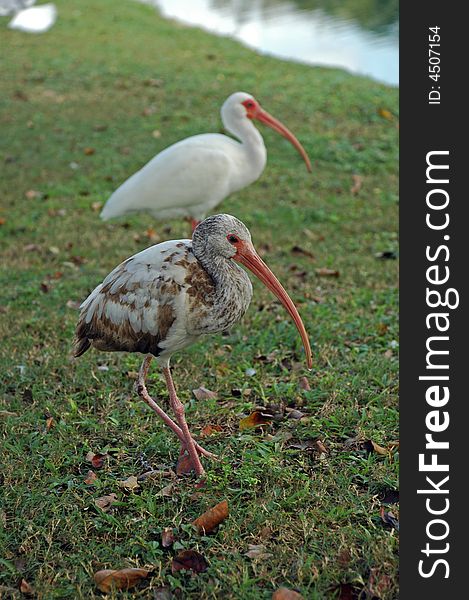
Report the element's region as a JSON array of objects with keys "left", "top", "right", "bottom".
[
  {"left": 252, "top": 107, "right": 312, "bottom": 173},
  {"left": 234, "top": 241, "right": 313, "bottom": 369}
]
